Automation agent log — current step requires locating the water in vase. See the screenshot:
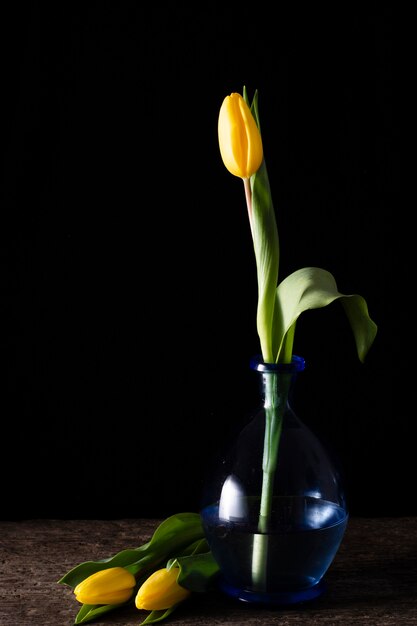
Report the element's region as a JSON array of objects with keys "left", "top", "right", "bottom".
[{"left": 202, "top": 495, "right": 348, "bottom": 601}]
